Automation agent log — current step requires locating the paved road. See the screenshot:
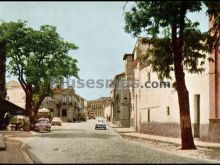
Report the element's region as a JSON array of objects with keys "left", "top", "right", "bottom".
[{"left": 25, "top": 119, "right": 213, "bottom": 163}]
